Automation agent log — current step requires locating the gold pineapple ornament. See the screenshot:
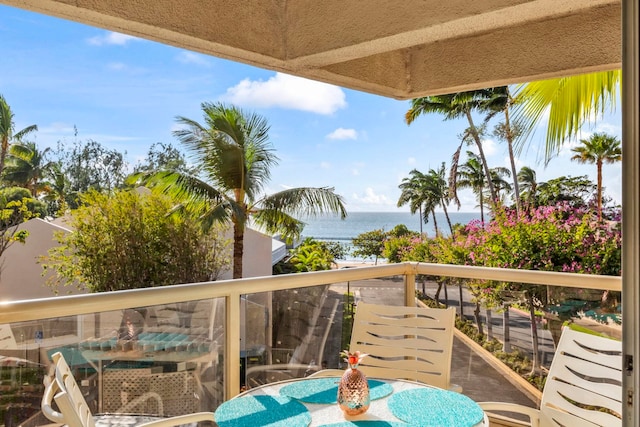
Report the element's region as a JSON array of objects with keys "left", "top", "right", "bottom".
[{"left": 337, "top": 350, "right": 370, "bottom": 416}]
